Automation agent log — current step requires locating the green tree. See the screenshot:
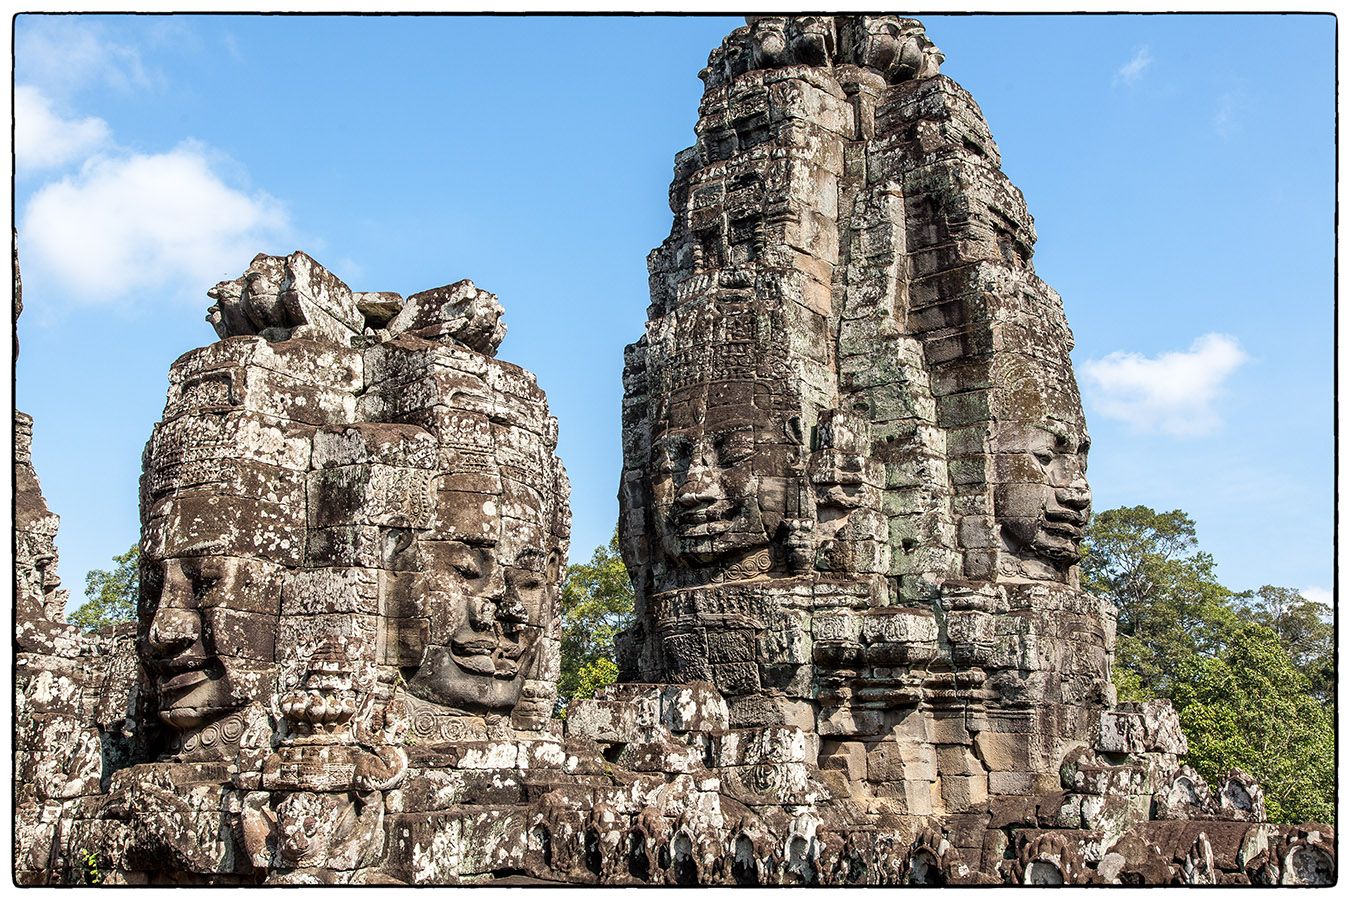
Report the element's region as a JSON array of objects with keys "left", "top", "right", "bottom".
[
  {"left": 1170, "top": 622, "right": 1335, "bottom": 825},
  {"left": 1081, "top": 506, "right": 1236, "bottom": 698},
  {"left": 1232, "top": 585, "right": 1334, "bottom": 703},
  {"left": 557, "top": 529, "right": 634, "bottom": 710},
  {"left": 71, "top": 544, "right": 139, "bottom": 633}
]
